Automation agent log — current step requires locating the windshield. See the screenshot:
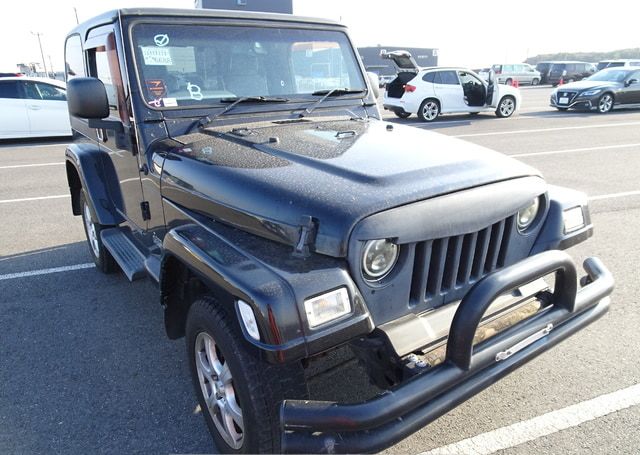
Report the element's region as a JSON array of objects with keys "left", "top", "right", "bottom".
[
  {"left": 587, "top": 69, "right": 630, "bottom": 82},
  {"left": 131, "top": 23, "right": 366, "bottom": 108}
]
